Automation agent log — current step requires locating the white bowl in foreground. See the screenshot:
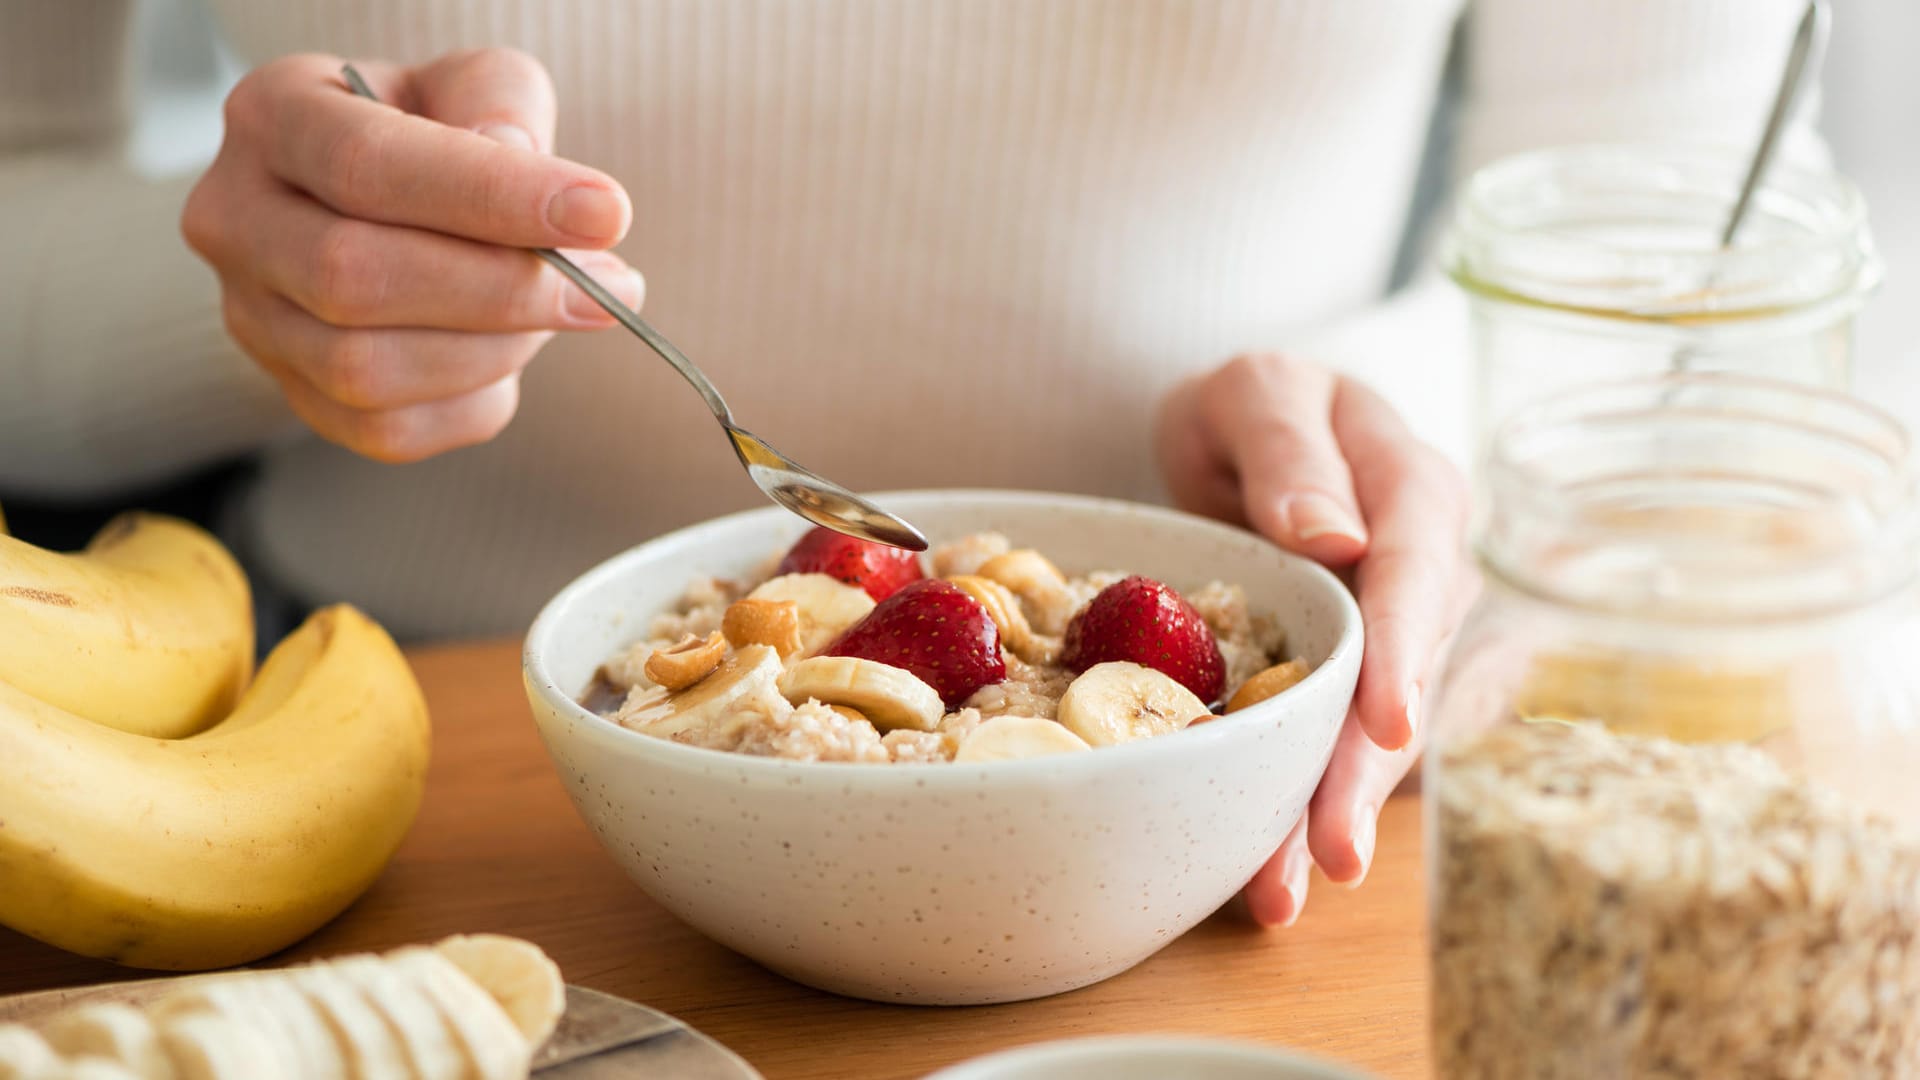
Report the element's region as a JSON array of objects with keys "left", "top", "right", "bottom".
[
  {"left": 524, "top": 491, "right": 1362, "bottom": 1005},
  {"left": 923, "top": 1037, "right": 1379, "bottom": 1079}
]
